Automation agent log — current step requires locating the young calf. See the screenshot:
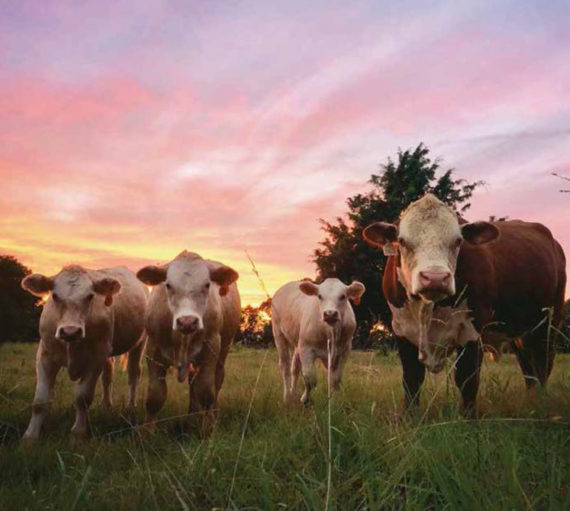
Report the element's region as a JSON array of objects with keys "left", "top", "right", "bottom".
[
  {"left": 21, "top": 266, "right": 148, "bottom": 440},
  {"left": 136, "top": 251, "right": 240, "bottom": 437},
  {"left": 271, "top": 278, "right": 365, "bottom": 404}
]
